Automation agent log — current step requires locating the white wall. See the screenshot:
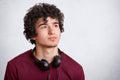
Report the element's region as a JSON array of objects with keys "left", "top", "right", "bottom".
[{"left": 0, "top": 0, "right": 120, "bottom": 80}]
